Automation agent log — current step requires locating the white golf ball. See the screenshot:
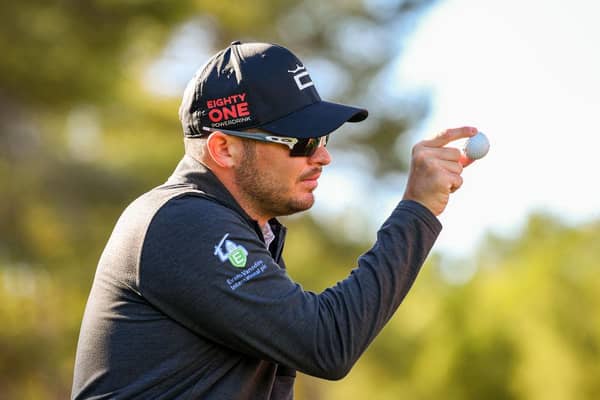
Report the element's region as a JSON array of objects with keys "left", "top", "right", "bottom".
[{"left": 464, "top": 131, "right": 490, "bottom": 160}]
